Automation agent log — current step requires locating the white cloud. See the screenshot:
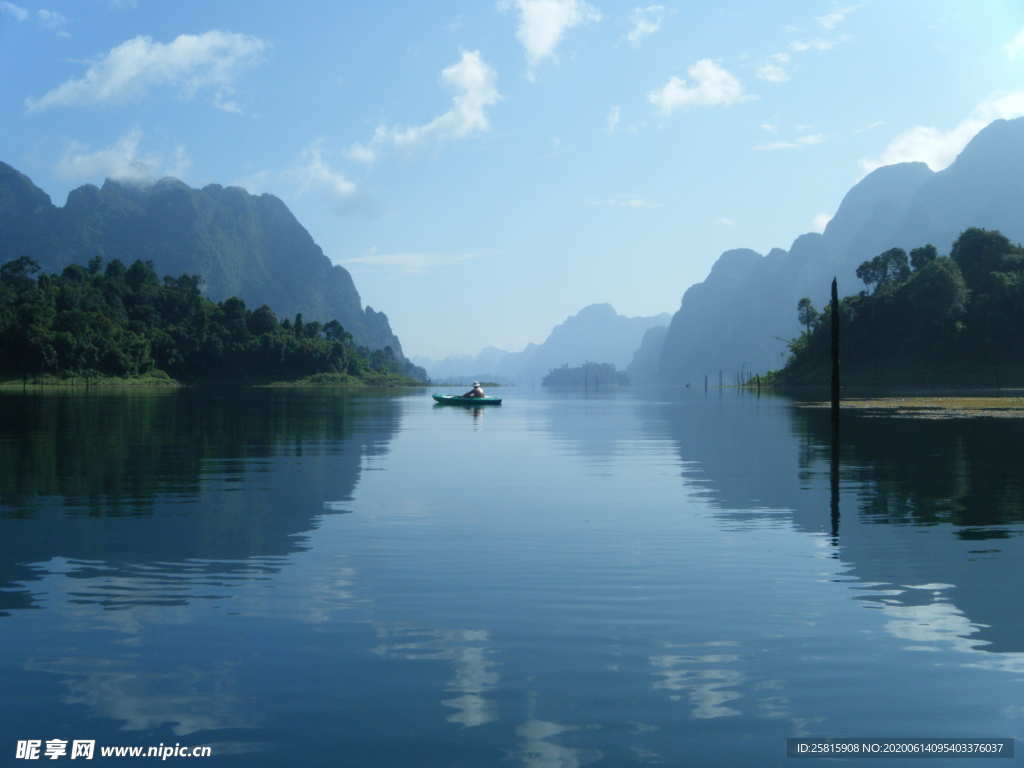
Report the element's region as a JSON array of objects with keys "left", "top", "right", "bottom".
[
  {"left": 0, "top": 1, "right": 27, "bottom": 21},
  {"left": 756, "top": 52, "right": 790, "bottom": 83},
  {"left": 588, "top": 195, "right": 662, "bottom": 208},
  {"left": 344, "top": 249, "right": 479, "bottom": 275},
  {"left": 25, "top": 30, "right": 267, "bottom": 112},
  {"left": 236, "top": 143, "right": 372, "bottom": 217},
  {"left": 759, "top": 122, "right": 778, "bottom": 133},
  {"left": 716, "top": 216, "right": 736, "bottom": 227},
  {"left": 855, "top": 120, "right": 885, "bottom": 134},
  {"left": 55, "top": 129, "right": 190, "bottom": 183},
  {"left": 789, "top": 38, "right": 834, "bottom": 52},
  {"left": 1006, "top": 27, "right": 1024, "bottom": 60},
  {"left": 361, "top": 50, "right": 500, "bottom": 154},
  {"left": 607, "top": 104, "right": 620, "bottom": 133},
  {"left": 811, "top": 212, "right": 833, "bottom": 233},
  {"left": 816, "top": 5, "right": 858, "bottom": 31},
  {"left": 292, "top": 141, "right": 356, "bottom": 202},
  {"left": 346, "top": 143, "right": 377, "bottom": 164},
  {"left": 212, "top": 92, "right": 243, "bottom": 114},
  {"left": 648, "top": 59, "right": 746, "bottom": 114},
  {"left": 753, "top": 141, "right": 798, "bottom": 151},
  {"left": 230, "top": 169, "right": 274, "bottom": 195},
  {"left": 753, "top": 133, "right": 824, "bottom": 151},
  {"left": 37, "top": 9, "right": 69, "bottom": 37},
  {"left": 627, "top": 4, "right": 665, "bottom": 45},
  {"left": 500, "top": 0, "right": 602, "bottom": 79},
  {"left": 860, "top": 92, "right": 1024, "bottom": 173}
]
